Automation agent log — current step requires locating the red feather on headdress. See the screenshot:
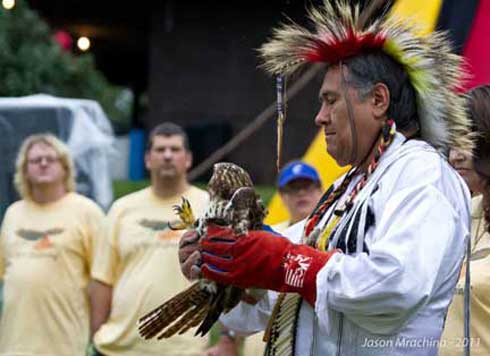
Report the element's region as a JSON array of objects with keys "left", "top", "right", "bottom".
[{"left": 305, "top": 30, "right": 386, "bottom": 64}]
